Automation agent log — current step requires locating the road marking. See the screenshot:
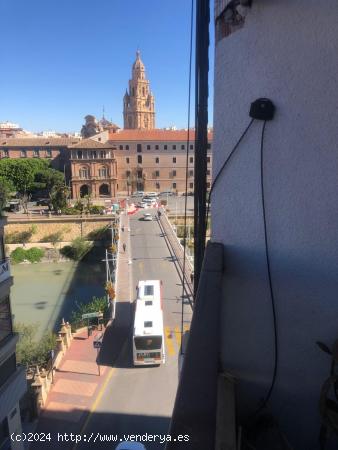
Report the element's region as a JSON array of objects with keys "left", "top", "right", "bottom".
[
  {"left": 138, "top": 260, "right": 144, "bottom": 274},
  {"left": 164, "top": 326, "right": 175, "bottom": 356},
  {"left": 174, "top": 326, "right": 182, "bottom": 348},
  {"left": 72, "top": 367, "right": 116, "bottom": 450}
]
